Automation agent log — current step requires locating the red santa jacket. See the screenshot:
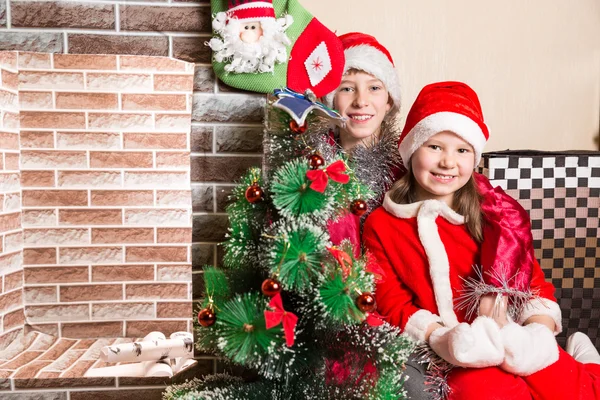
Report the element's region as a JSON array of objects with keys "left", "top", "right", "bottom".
[{"left": 362, "top": 195, "right": 562, "bottom": 342}]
